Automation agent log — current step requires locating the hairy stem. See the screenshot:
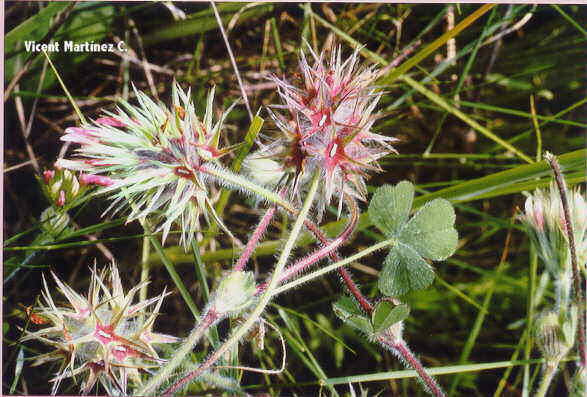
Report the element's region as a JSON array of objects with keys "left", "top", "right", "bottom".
[
  {"left": 301, "top": 203, "right": 374, "bottom": 313},
  {"left": 378, "top": 336, "right": 446, "bottom": 397},
  {"left": 199, "top": 161, "right": 437, "bottom": 396},
  {"left": 136, "top": 307, "right": 220, "bottom": 395},
  {"left": 257, "top": 194, "right": 359, "bottom": 292},
  {"left": 201, "top": 161, "right": 373, "bottom": 312},
  {"left": 546, "top": 152, "right": 586, "bottom": 368},
  {"left": 272, "top": 238, "right": 394, "bottom": 296},
  {"left": 233, "top": 204, "right": 277, "bottom": 272},
  {"left": 200, "top": 163, "right": 295, "bottom": 213},
  {"left": 338, "top": 267, "right": 373, "bottom": 312},
  {"left": 163, "top": 172, "right": 321, "bottom": 395}
]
